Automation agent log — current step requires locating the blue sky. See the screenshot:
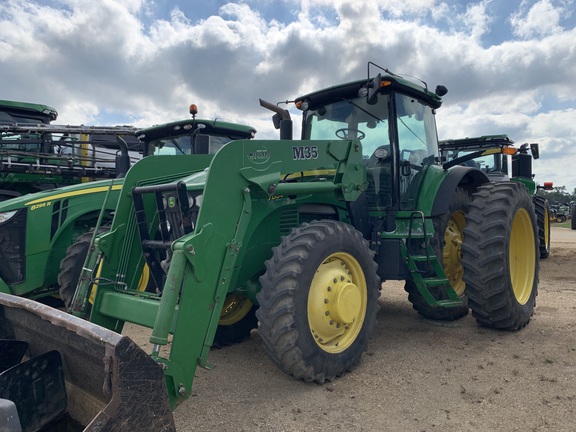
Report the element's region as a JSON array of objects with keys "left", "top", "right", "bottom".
[{"left": 1, "top": 0, "right": 575, "bottom": 191}]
